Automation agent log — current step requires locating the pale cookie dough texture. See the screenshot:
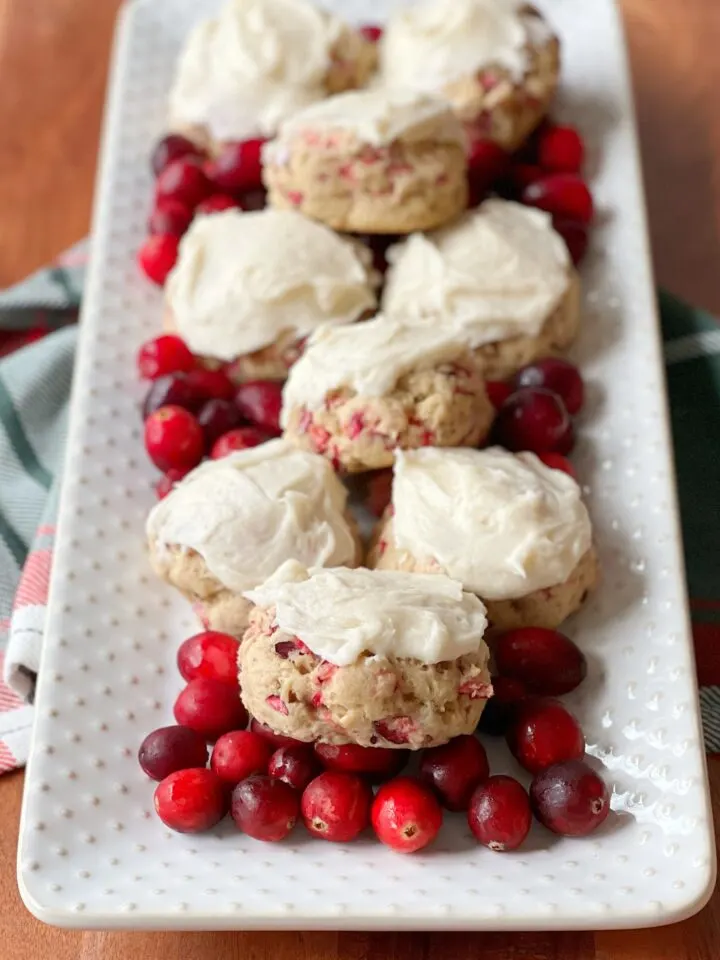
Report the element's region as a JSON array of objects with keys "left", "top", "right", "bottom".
[
  {"left": 367, "top": 447, "right": 598, "bottom": 630},
  {"left": 164, "top": 209, "right": 377, "bottom": 377},
  {"left": 240, "top": 562, "right": 493, "bottom": 748},
  {"left": 281, "top": 315, "right": 495, "bottom": 473},
  {"left": 145, "top": 440, "right": 361, "bottom": 636},
  {"left": 380, "top": 0, "right": 560, "bottom": 151},
  {"left": 383, "top": 199, "right": 581, "bottom": 380},
  {"left": 168, "top": 0, "right": 377, "bottom": 150},
  {"left": 262, "top": 87, "right": 469, "bottom": 233}
]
